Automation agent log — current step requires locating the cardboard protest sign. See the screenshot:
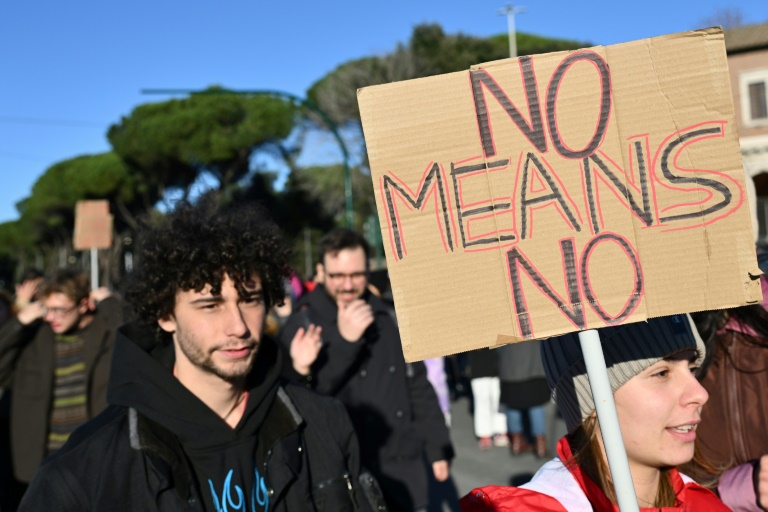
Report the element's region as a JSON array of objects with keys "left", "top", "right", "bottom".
[
  {"left": 73, "top": 200, "right": 113, "bottom": 250},
  {"left": 358, "top": 28, "right": 762, "bottom": 362}
]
